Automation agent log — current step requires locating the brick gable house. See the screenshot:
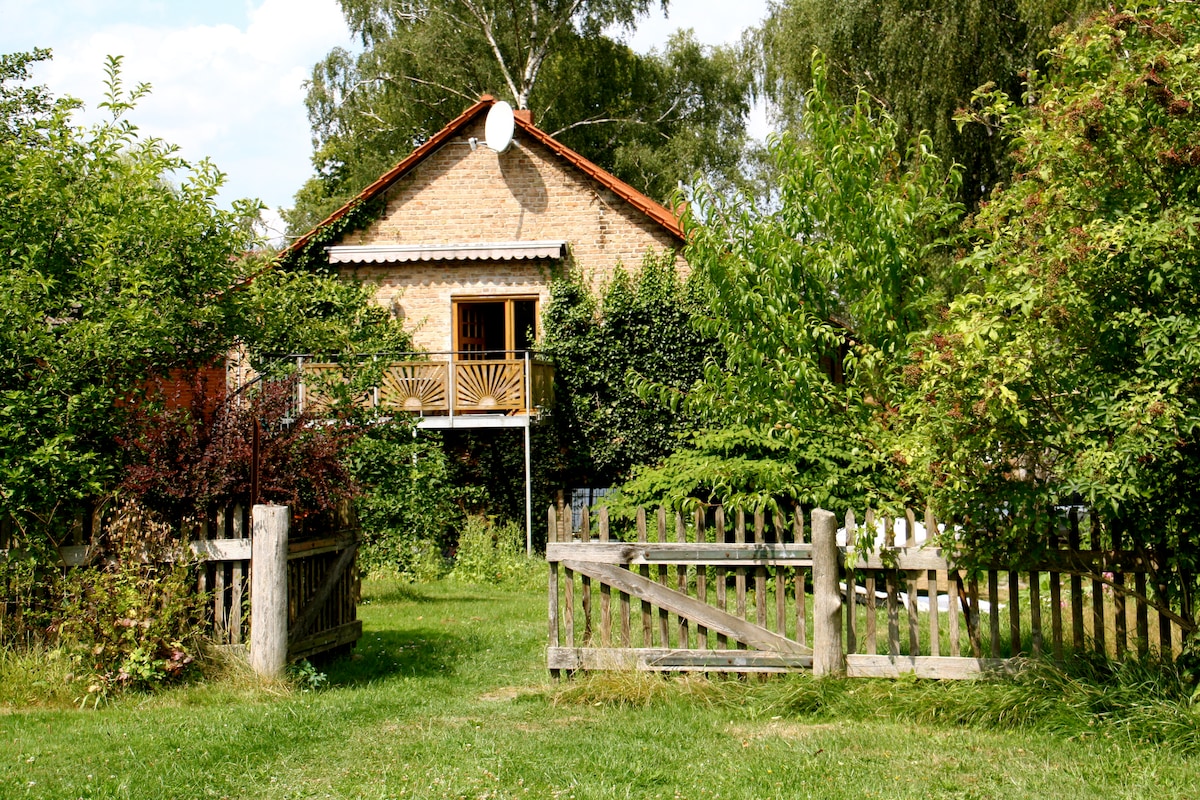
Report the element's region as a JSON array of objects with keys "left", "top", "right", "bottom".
[{"left": 285, "top": 96, "right": 686, "bottom": 356}]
